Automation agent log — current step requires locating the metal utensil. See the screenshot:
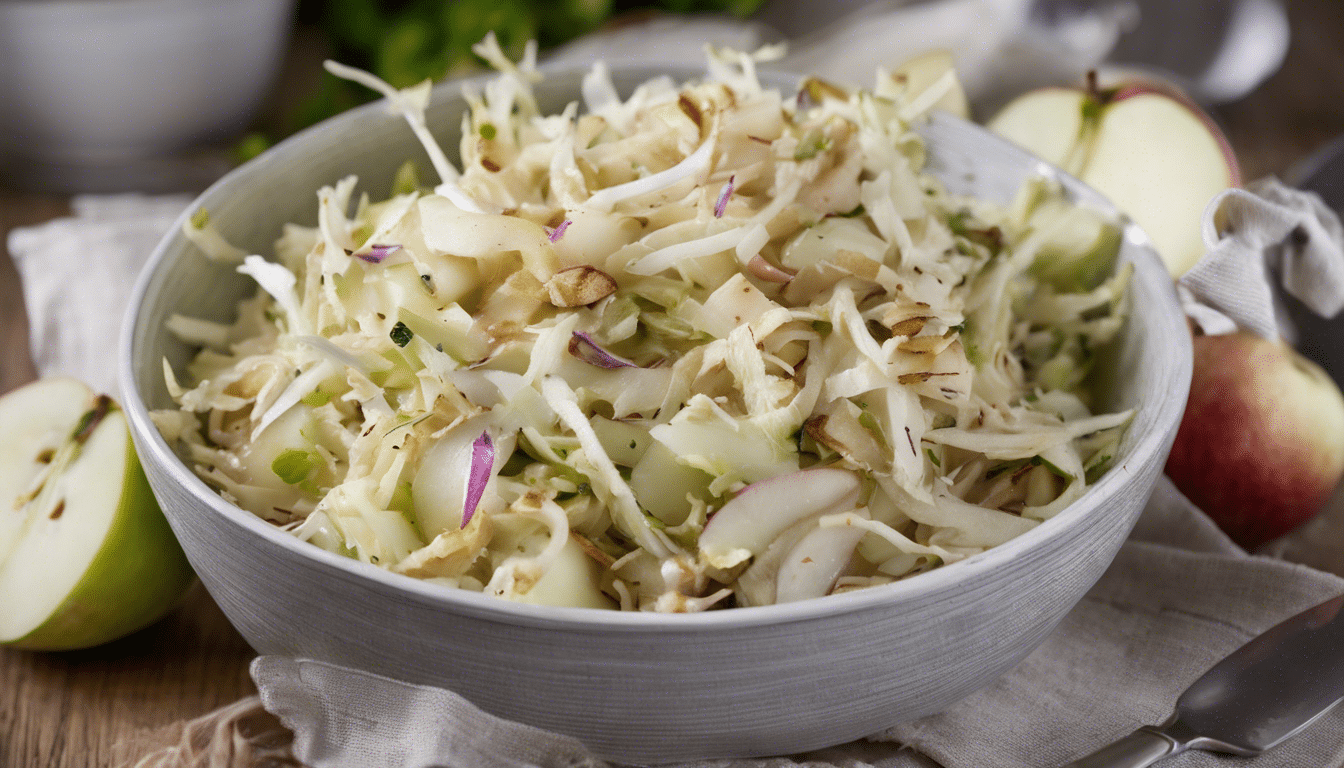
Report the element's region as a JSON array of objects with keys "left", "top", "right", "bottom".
[{"left": 1064, "top": 592, "right": 1344, "bottom": 767}]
